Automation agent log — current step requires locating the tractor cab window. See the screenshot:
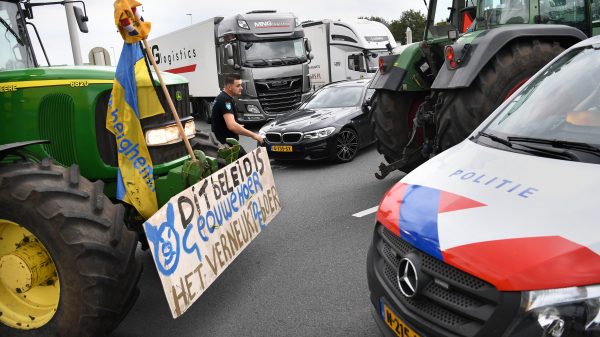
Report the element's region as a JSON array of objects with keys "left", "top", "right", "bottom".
[
  {"left": 0, "top": 2, "right": 33, "bottom": 70},
  {"left": 539, "top": 0, "right": 586, "bottom": 27},
  {"left": 479, "top": 0, "right": 530, "bottom": 25},
  {"left": 428, "top": 0, "right": 458, "bottom": 39}
]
